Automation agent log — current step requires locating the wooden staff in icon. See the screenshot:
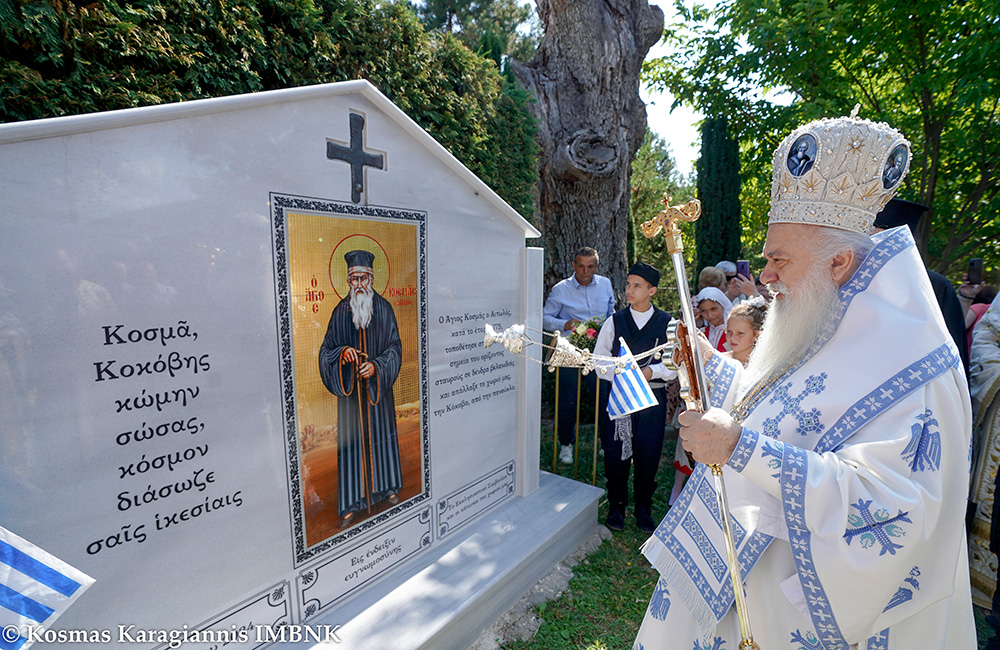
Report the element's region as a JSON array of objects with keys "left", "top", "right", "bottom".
[{"left": 345, "top": 344, "right": 375, "bottom": 517}]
